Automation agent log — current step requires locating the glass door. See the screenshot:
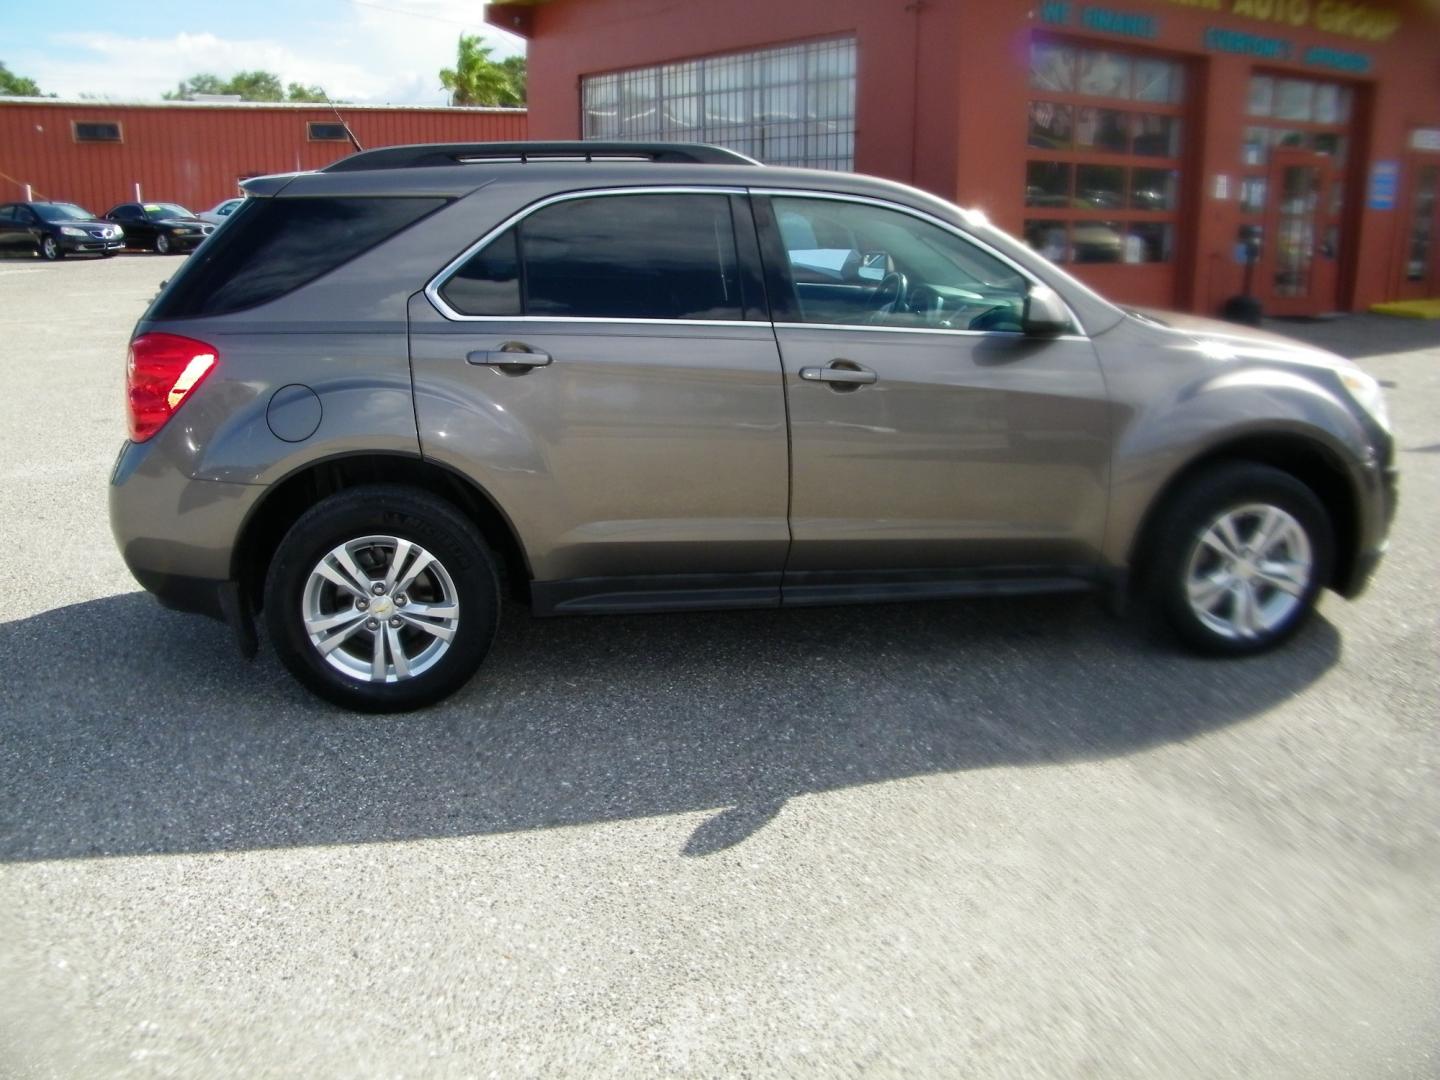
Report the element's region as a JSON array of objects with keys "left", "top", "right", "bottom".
[
  {"left": 1261, "top": 149, "right": 1335, "bottom": 316},
  {"left": 1398, "top": 161, "right": 1439, "bottom": 300}
]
